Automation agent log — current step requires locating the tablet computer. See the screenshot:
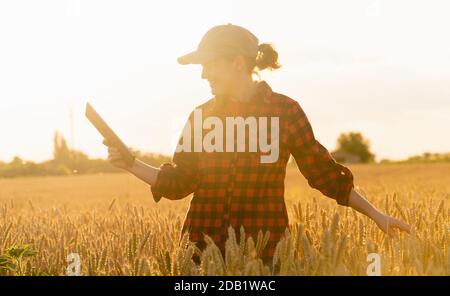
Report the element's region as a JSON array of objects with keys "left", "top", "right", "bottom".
[{"left": 85, "top": 102, "right": 135, "bottom": 167}]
